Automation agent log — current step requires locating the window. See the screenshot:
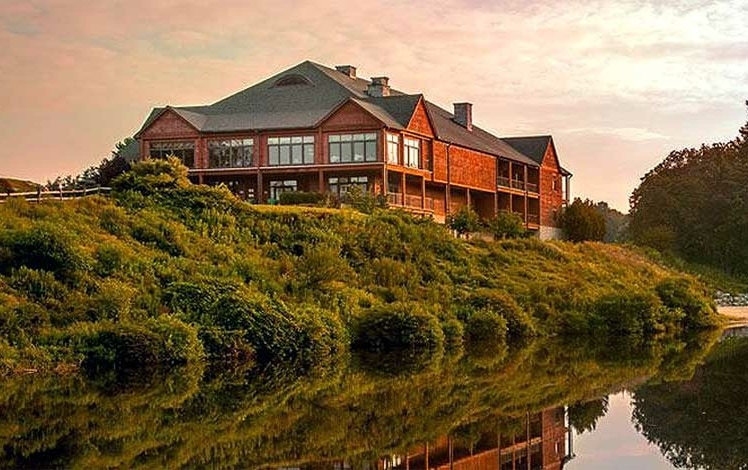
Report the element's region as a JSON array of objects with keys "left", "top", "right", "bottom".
[
  {"left": 268, "top": 136, "right": 315, "bottom": 166},
  {"left": 328, "top": 133, "right": 377, "bottom": 163},
  {"left": 386, "top": 133, "right": 399, "bottom": 164},
  {"left": 404, "top": 137, "right": 420, "bottom": 168},
  {"left": 328, "top": 176, "right": 368, "bottom": 196},
  {"left": 149, "top": 141, "right": 195, "bottom": 168},
  {"left": 208, "top": 139, "right": 254, "bottom": 168},
  {"left": 269, "top": 180, "right": 298, "bottom": 201}
]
